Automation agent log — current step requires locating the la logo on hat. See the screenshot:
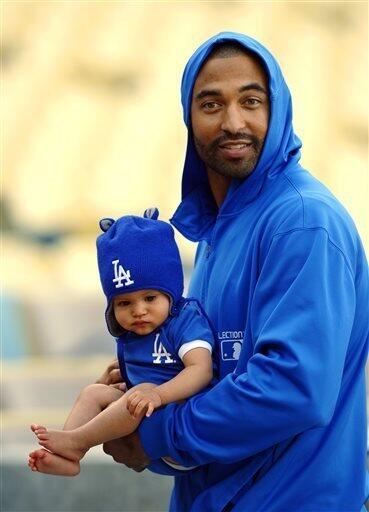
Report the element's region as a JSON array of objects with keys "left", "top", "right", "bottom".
[{"left": 112, "top": 259, "right": 134, "bottom": 288}]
